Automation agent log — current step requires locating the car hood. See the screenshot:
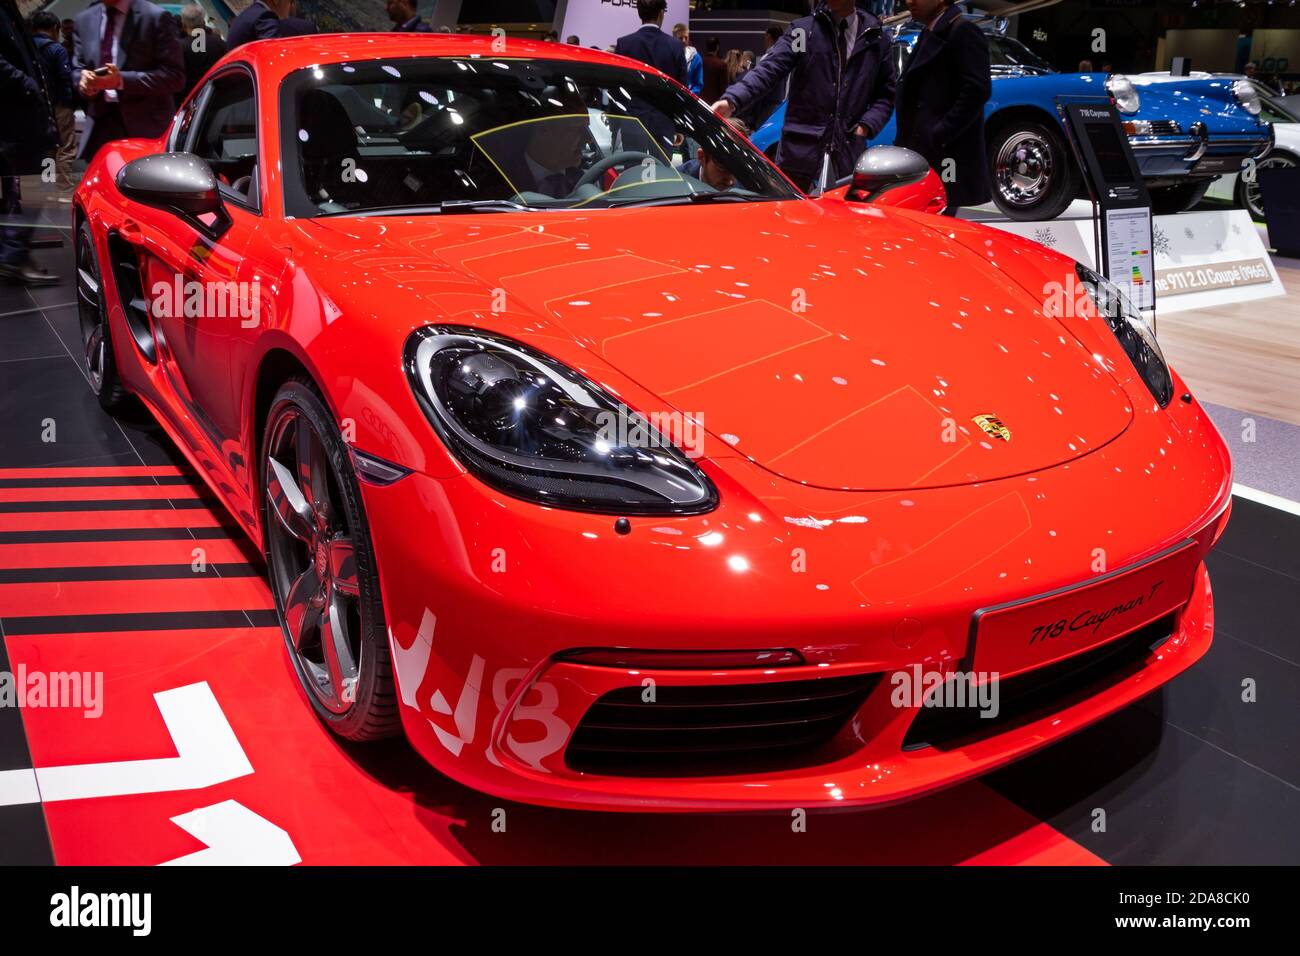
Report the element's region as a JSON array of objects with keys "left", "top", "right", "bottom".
[{"left": 303, "top": 201, "right": 1134, "bottom": 491}]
